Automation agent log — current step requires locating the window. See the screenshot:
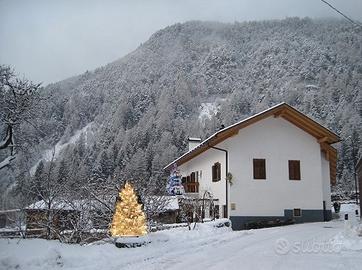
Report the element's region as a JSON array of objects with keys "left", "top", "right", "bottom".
[
  {"left": 253, "top": 159, "right": 266, "bottom": 179},
  {"left": 181, "top": 177, "right": 186, "bottom": 184},
  {"left": 183, "top": 172, "right": 199, "bottom": 193},
  {"left": 190, "top": 172, "right": 196, "bottom": 182},
  {"left": 293, "top": 208, "right": 302, "bottom": 217},
  {"left": 212, "top": 162, "right": 221, "bottom": 182},
  {"left": 289, "top": 160, "right": 301, "bottom": 180}
]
